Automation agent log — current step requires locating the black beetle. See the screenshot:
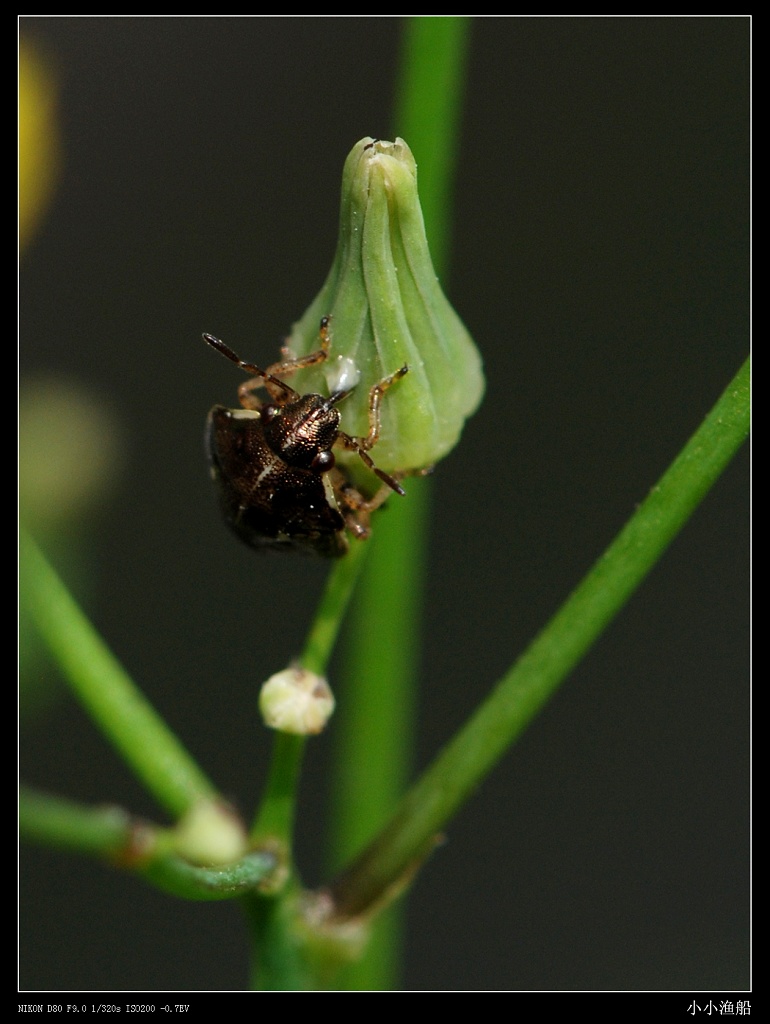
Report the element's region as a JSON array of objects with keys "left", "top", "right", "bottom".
[{"left": 204, "top": 316, "right": 408, "bottom": 557}]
